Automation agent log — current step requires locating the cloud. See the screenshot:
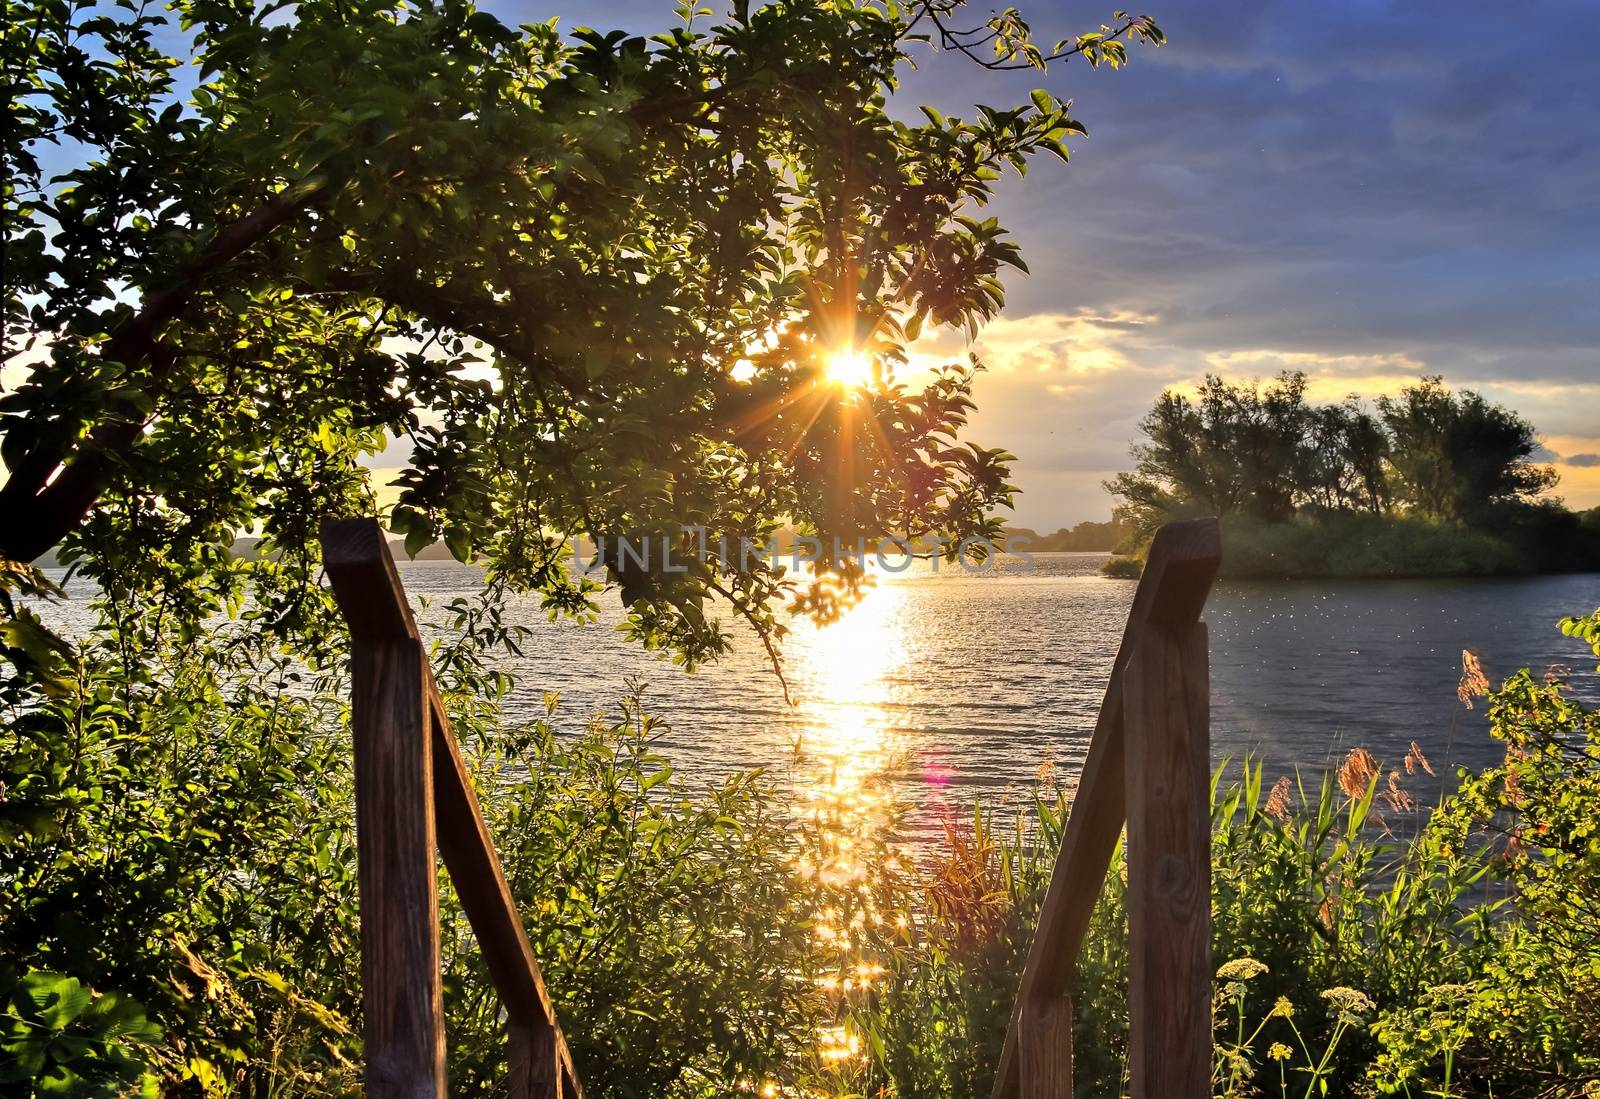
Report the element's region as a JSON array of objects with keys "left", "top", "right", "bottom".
[
  {"left": 907, "top": 308, "right": 1162, "bottom": 380},
  {"left": 1567, "top": 454, "right": 1600, "bottom": 469},
  {"left": 1205, "top": 350, "right": 1427, "bottom": 375},
  {"left": 891, "top": 0, "right": 1600, "bottom": 381}
]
